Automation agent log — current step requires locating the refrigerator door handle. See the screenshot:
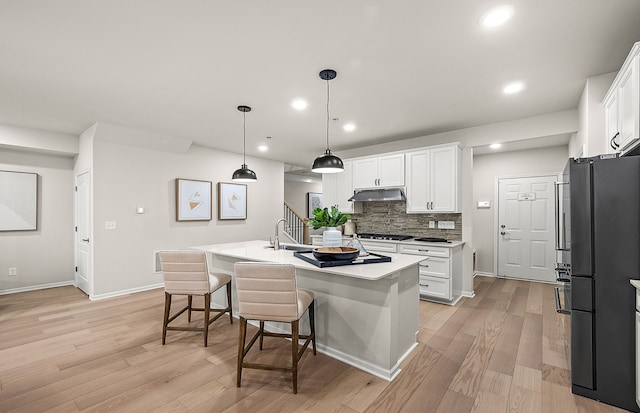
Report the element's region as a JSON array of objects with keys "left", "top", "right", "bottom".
[
  {"left": 554, "top": 287, "right": 571, "bottom": 315},
  {"left": 554, "top": 181, "right": 569, "bottom": 251}
]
